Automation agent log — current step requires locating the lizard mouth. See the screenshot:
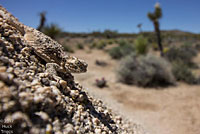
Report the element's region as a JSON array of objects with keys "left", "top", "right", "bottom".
[
  {"left": 65, "top": 57, "right": 88, "bottom": 73},
  {"left": 66, "top": 62, "right": 88, "bottom": 73}
]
